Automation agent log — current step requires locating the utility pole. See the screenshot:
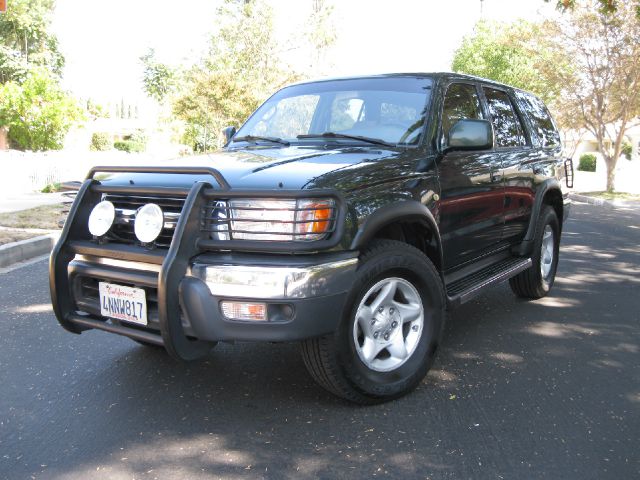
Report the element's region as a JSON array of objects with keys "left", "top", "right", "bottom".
[{"left": 480, "top": 0, "right": 484, "bottom": 18}]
